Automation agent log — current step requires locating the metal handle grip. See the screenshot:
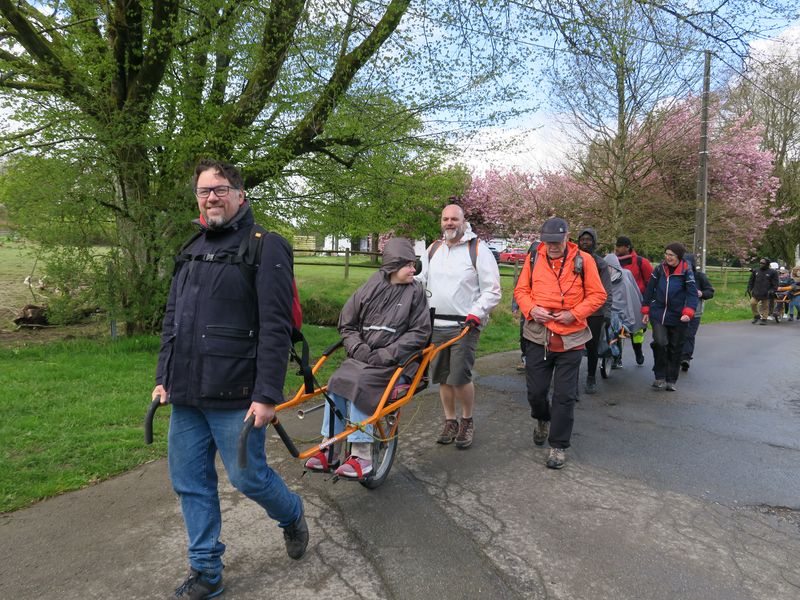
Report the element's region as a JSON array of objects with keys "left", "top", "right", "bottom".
[
  {"left": 237, "top": 414, "right": 256, "bottom": 469},
  {"left": 144, "top": 398, "right": 161, "bottom": 444},
  {"left": 237, "top": 415, "right": 300, "bottom": 469}
]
